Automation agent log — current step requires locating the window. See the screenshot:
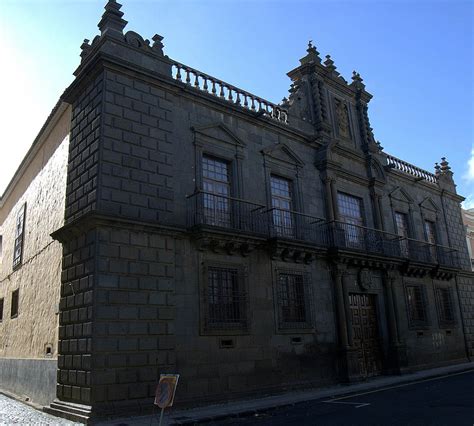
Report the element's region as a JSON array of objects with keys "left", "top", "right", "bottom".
[
  {"left": 13, "top": 203, "right": 26, "bottom": 269},
  {"left": 337, "top": 192, "right": 364, "bottom": 248},
  {"left": 270, "top": 175, "right": 294, "bottom": 237},
  {"left": 202, "top": 155, "right": 231, "bottom": 227},
  {"left": 204, "top": 266, "right": 247, "bottom": 331},
  {"left": 405, "top": 285, "right": 427, "bottom": 327},
  {"left": 276, "top": 271, "right": 312, "bottom": 329},
  {"left": 435, "top": 287, "right": 455, "bottom": 326},
  {"left": 11, "top": 289, "right": 19, "bottom": 318},
  {"left": 0, "top": 298, "right": 3, "bottom": 322},
  {"left": 395, "top": 212, "right": 410, "bottom": 257},
  {"left": 424, "top": 220, "right": 437, "bottom": 261}
]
